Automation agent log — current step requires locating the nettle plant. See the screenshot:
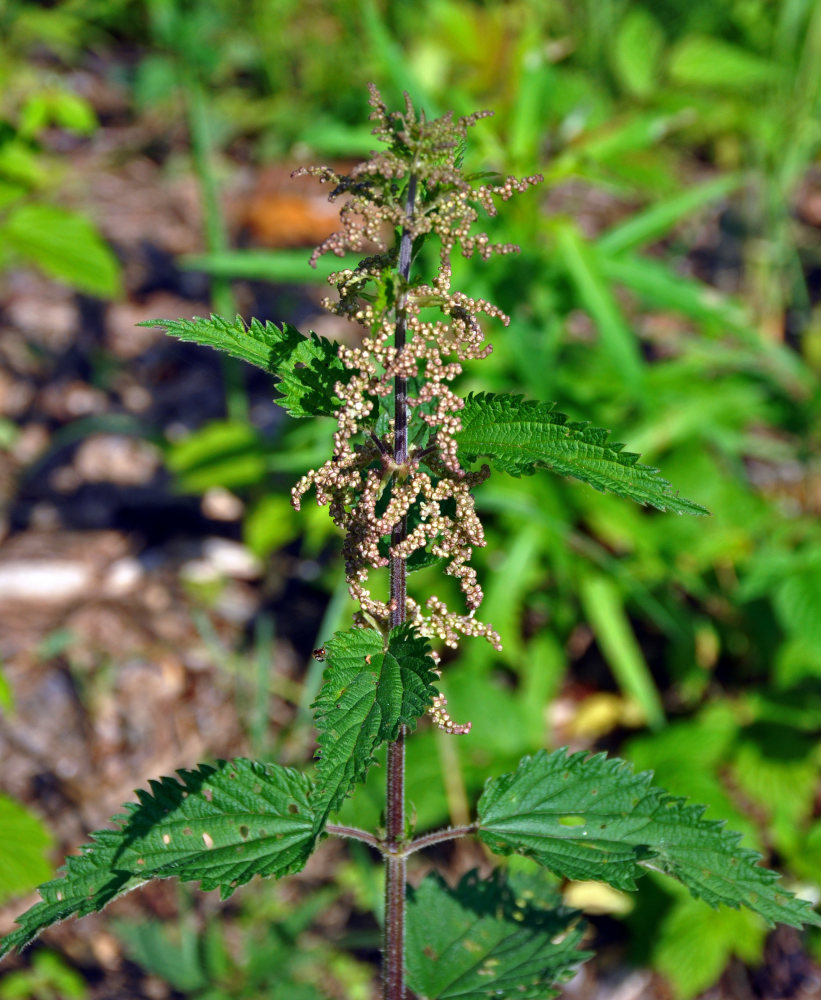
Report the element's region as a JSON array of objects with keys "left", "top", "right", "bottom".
[{"left": 3, "top": 88, "right": 819, "bottom": 998}]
